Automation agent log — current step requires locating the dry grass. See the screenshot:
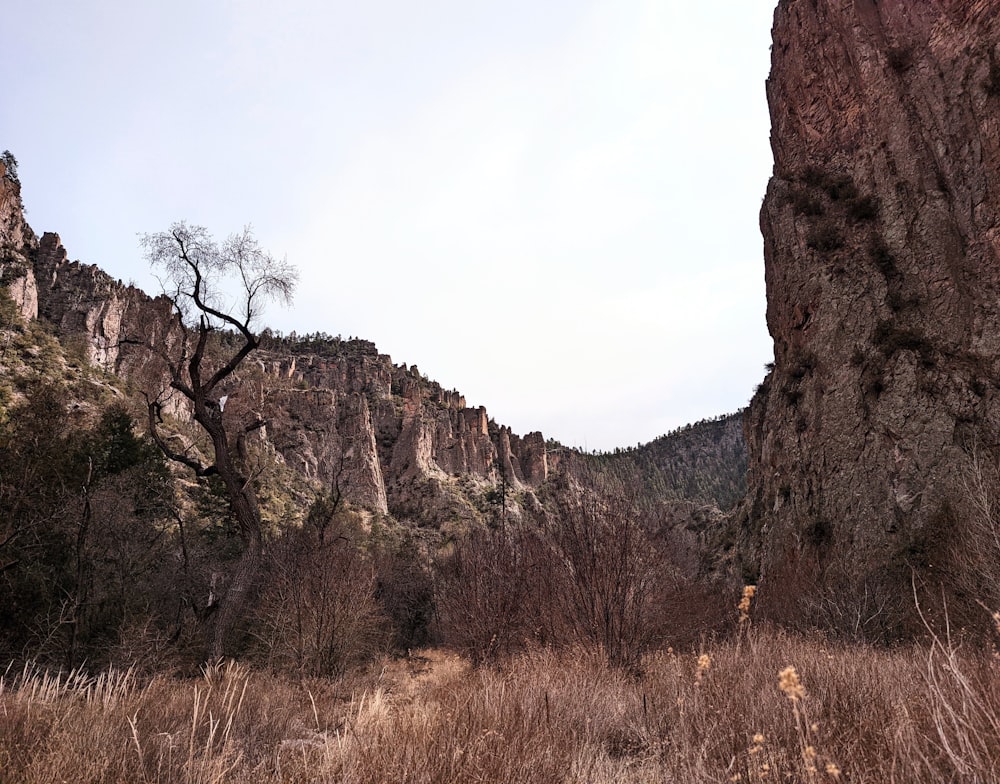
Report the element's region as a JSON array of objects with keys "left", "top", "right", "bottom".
[{"left": 3, "top": 630, "right": 1000, "bottom": 783}]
